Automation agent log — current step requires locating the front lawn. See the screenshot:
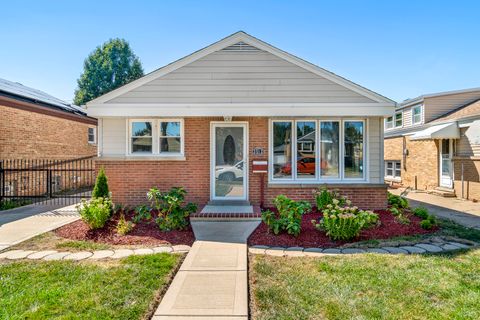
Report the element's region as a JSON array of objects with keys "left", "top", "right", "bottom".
[
  {"left": 0, "top": 253, "right": 180, "bottom": 319},
  {"left": 250, "top": 249, "right": 480, "bottom": 320}
]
